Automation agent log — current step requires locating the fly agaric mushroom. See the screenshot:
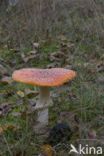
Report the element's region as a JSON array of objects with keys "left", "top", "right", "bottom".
[{"left": 12, "top": 68, "right": 76, "bottom": 129}]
